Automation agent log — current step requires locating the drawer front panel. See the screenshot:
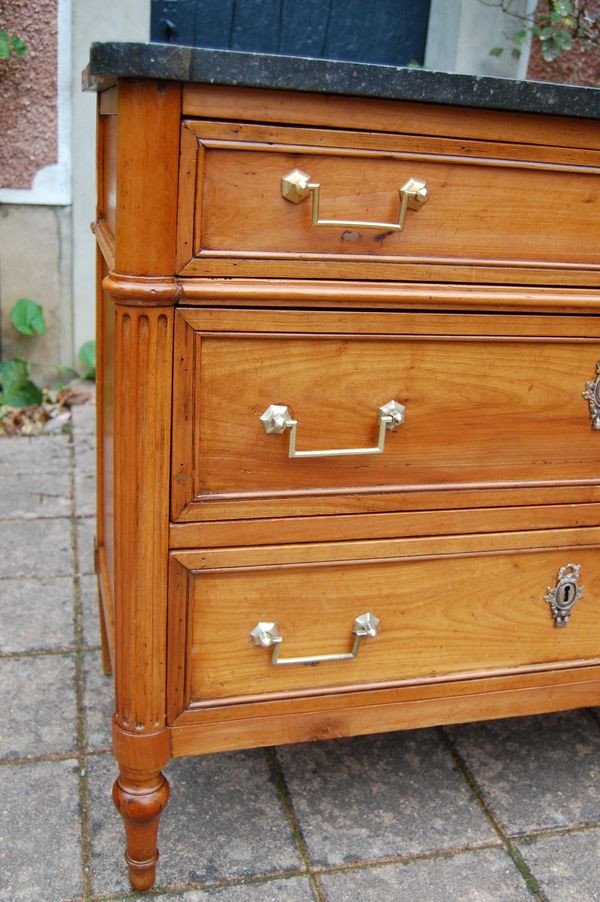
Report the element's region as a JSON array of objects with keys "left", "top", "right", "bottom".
[
  {"left": 178, "top": 121, "right": 600, "bottom": 283},
  {"left": 172, "top": 309, "right": 600, "bottom": 520},
  {"left": 169, "top": 537, "right": 600, "bottom": 706}
]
